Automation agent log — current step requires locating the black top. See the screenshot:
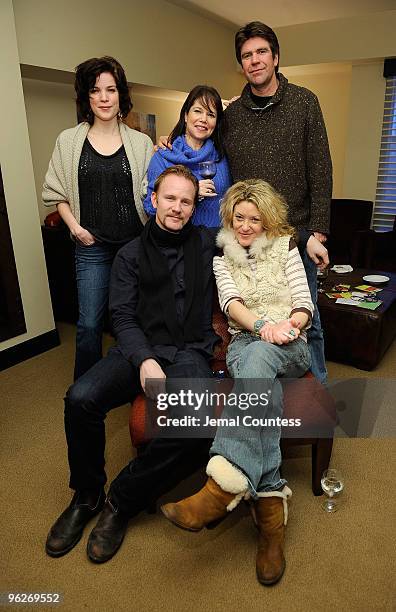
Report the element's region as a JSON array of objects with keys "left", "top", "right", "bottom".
[
  {"left": 250, "top": 91, "right": 273, "bottom": 108},
  {"left": 78, "top": 138, "right": 143, "bottom": 244},
  {"left": 109, "top": 226, "right": 219, "bottom": 368}
]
